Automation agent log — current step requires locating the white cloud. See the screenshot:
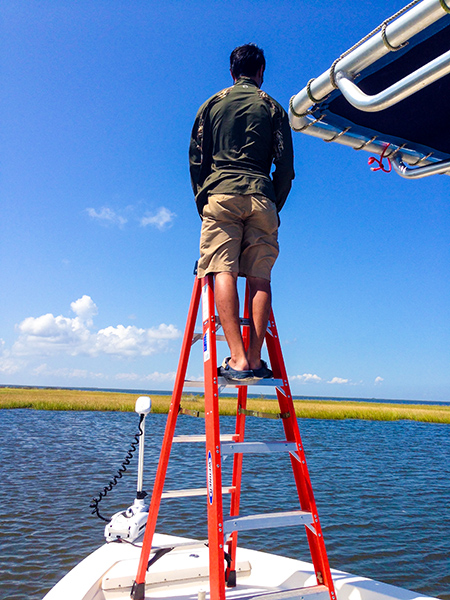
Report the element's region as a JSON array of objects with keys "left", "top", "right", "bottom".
[
  {"left": 291, "top": 373, "right": 322, "bottom": 383},
  {"left": 71, "top": 295, "right": 98, "bottom": 324},
  {"left": 144, "top": 371, "right": 176, "bottom": 382},
  {"left": 86, "top": 207, "right": 127, "bottom": 227},
  {"left": 33, "top": 364, "right": 105, "bottom": 379},
  {"left": 374, "top": 376, "right": 384, "bottom": 384},
  {"left": 185, "top": 374, "right": 205, "bottom": 382},
  {"left": 12, "top": 296, "right": 181, "bottom": 358},
  {"left": 115, "top": 371, "right": 176, "bottom": 383},
  {"left": 0, "top": 341, "right": 23, "bottom": 374},
  {"left": 94, "top": 324, "right": 180, "bottom": 356},
  {"left": 140, "top": 207, "right": 176, "bottom": 230},
  {"left": 328, "top": 377, "right": 350, "bottom": 384},
  {"left": 115, "top": 372, "right": 141, "bottom": 381},
  {"left": 33, "top": 363, "right": 52, "bottom": 375},
  {"left": 85, "top": 204, "right": 176, "bottom": 230},
  {"left": 15, "top": 313, "right": 90, "bottom": 355}
]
